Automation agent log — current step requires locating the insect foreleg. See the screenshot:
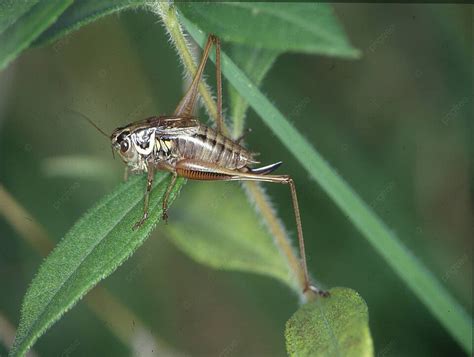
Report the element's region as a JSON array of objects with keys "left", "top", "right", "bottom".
[
  {"left": 123, "top": 167, "right": 130, "bottom": 182},
  {"left": 133, "top": 164, "right": 155, "bottom": 230}
]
